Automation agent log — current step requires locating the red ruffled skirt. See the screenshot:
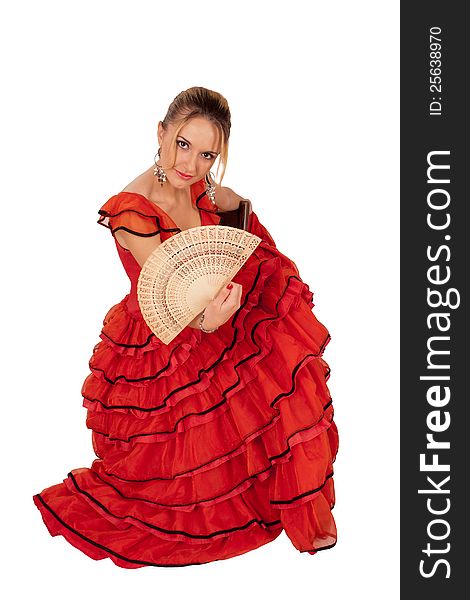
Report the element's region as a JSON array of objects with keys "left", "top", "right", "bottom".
[{"left": 33, "top": 239, "right": 338, "bottom": 568}]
